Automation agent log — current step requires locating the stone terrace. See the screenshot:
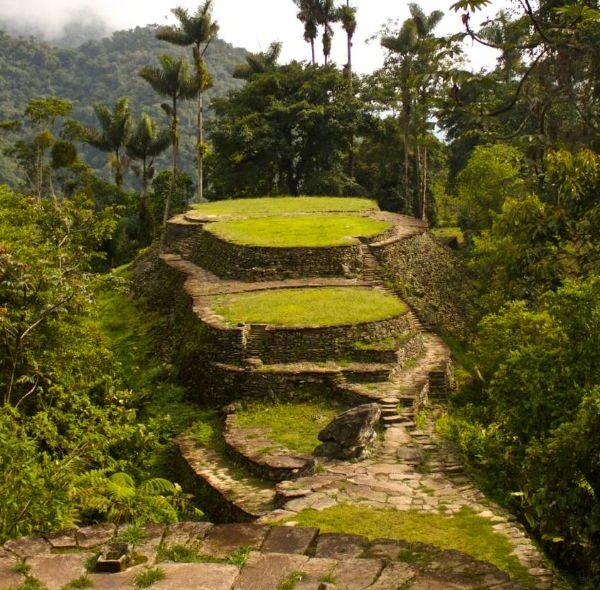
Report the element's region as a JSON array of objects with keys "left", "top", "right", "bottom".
[{"left": 0, "top": 522, "right": 532, "bottom": 590}]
